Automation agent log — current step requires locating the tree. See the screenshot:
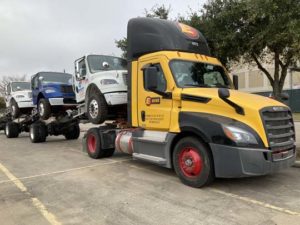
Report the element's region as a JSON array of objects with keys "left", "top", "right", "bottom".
[
  {"left": 187, "top": 0, "right": 300, "bottom": 99},
  {"left": 115, "top": 4, "right": 171, "bottom": 59},
  {"left": 0, "top": 75, "right": 27, "bottom": 96},
  {"left": 0, "top": 97, "right": 5, "bottom": 110}
]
